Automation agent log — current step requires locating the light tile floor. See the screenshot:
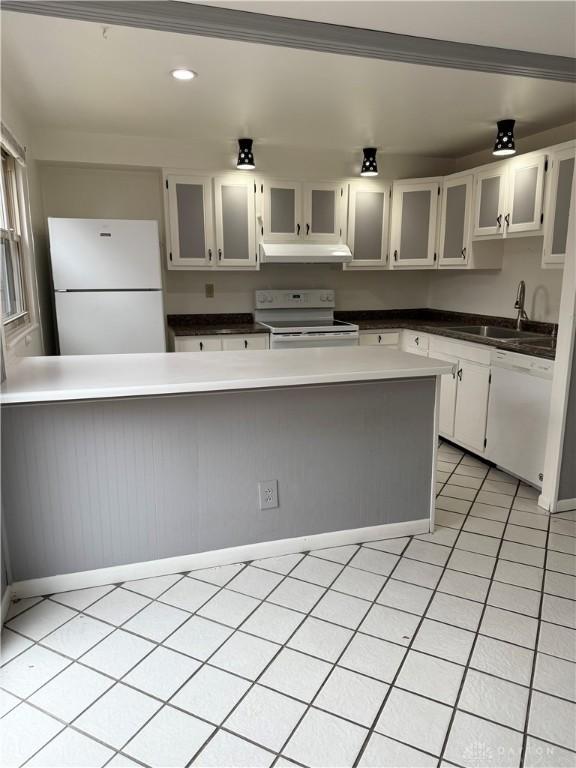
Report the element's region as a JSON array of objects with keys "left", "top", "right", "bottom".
[{"left": 1, "top": 441, "right": 575, "bottom": 768}]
